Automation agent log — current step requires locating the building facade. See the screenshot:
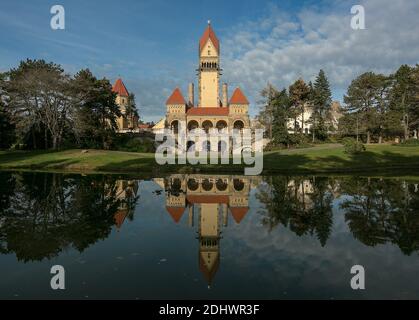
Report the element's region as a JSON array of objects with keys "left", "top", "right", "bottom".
[
  {"left": 163, "top": 22, "right": 250, "bottom": 151},
  {"left": 112, "top": 78, "right": 139, "bottom": 133}
]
